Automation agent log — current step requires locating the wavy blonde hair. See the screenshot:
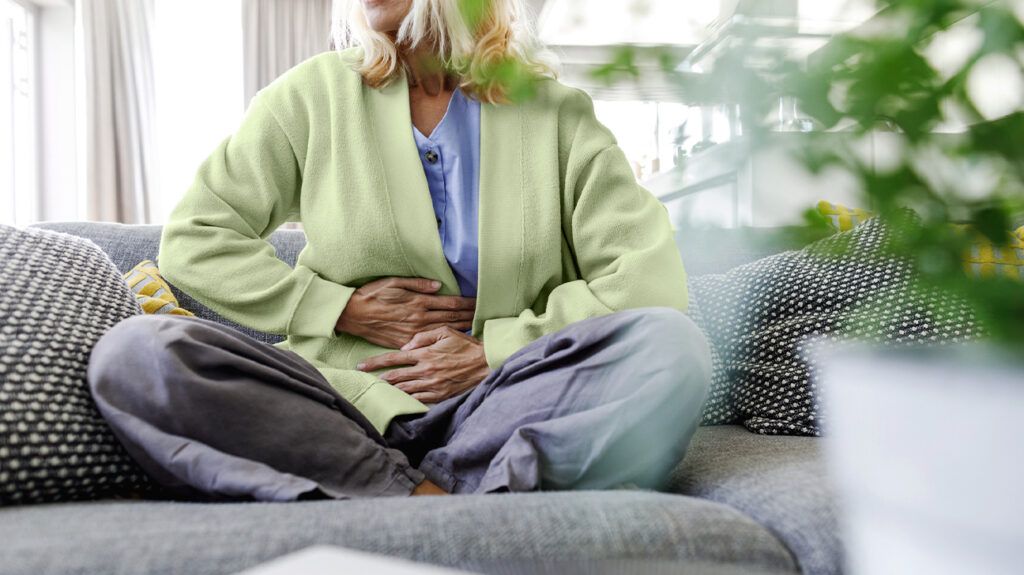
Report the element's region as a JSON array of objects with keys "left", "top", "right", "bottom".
[{"left": 332, "top": 0, "right": 558, "bottom": 103}]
